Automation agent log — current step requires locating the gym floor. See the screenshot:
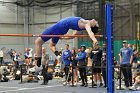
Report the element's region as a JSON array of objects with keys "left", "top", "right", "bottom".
[{"left": 0, "top": 79, "right": 139, "bottom": 93}]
